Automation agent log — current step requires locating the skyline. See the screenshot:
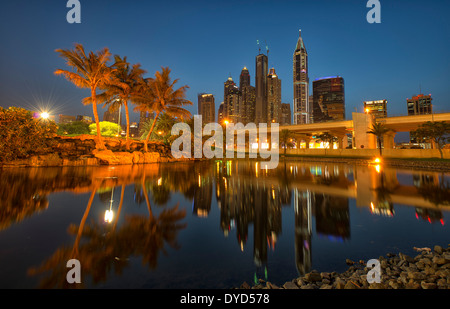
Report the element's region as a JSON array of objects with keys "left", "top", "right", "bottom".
[{"left": 1, "top": 0, "right": 449, "bottom": 125}]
